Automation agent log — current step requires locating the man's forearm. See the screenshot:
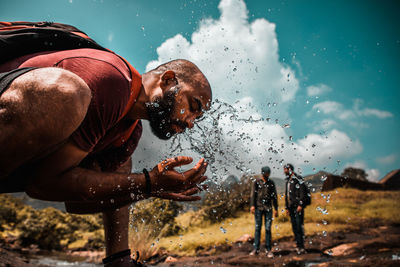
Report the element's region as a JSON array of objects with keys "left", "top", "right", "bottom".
[
  {"left": 26, "top": 167, "right": 146, "bottom": 202},
  {"left": 65, "top": 193, "right": 146, "bottom": 214}
]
